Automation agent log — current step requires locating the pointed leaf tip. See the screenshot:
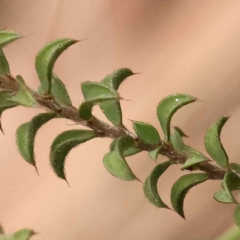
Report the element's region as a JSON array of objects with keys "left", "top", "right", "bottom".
[
  {"left": 50, "top": 130, "right": 97, "bottom": 180},
  {"left": 171, "top": 173, "right": 209, "bottom": 218},
  {"left": 35, "top": 38, "right": 78, "bottom": 93},
  {"left": 0, "top": 30, "right": 20, "bottom": 48},
  {"left": 157, "top": 94, "right": 196, "bottom": 142},
  {"left": 204, "top": 117, "right": 229, "bottom": 169}
]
